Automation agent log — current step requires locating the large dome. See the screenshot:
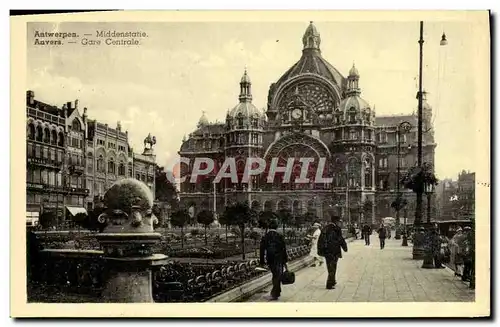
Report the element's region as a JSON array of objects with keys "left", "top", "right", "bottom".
[
  {"left": 339, "top": 95, "right": 370, "bottom": 113},
  {"left": 274, "top": 22, "right": 345, "bottom": 89},
  {"left": 228, "top": 101, "right": 262, "bottom": 118}
]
